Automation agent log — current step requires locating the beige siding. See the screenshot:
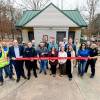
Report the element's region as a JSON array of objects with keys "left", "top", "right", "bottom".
[
  {"left": 25, "top": 5, "right": 78, "bottom": 27},
  {"left": 21, "top": 27, "right": 81, "bottom": 44},
  {"left": 34, "top": 28, "right": 69, "bottom": 45}
]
